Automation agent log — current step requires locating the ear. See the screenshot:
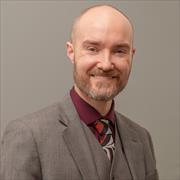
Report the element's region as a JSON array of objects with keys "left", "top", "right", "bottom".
[
  {"left": 131, "top": 48, "right": 136, "bottom": 58},
  {"left": 66, "top": 41, "right": 75, "bottom": 64}
]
